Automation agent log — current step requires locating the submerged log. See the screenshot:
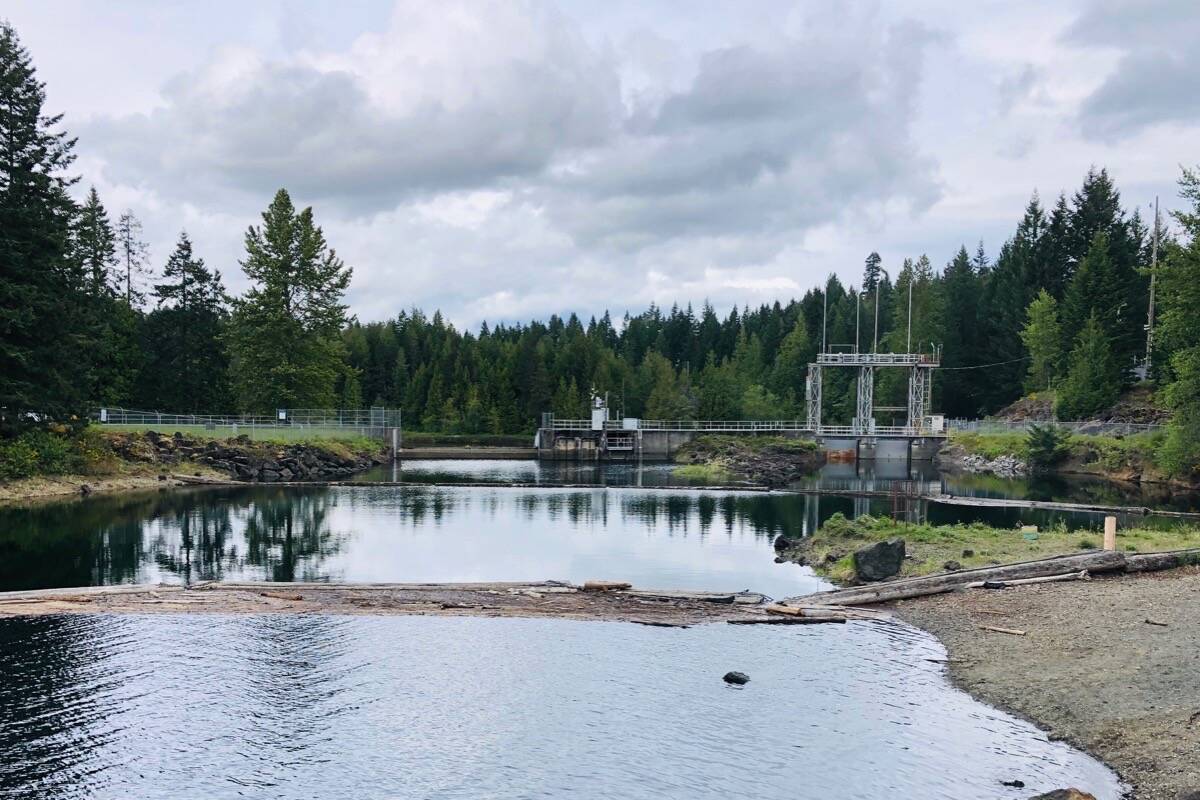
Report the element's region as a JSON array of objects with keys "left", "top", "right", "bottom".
[
  {"left": 792, "top": 550, "right": 1127, "bottom": 607},
  {"left": 728, "top": 616, "right": 847, "bottom": 625}
]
